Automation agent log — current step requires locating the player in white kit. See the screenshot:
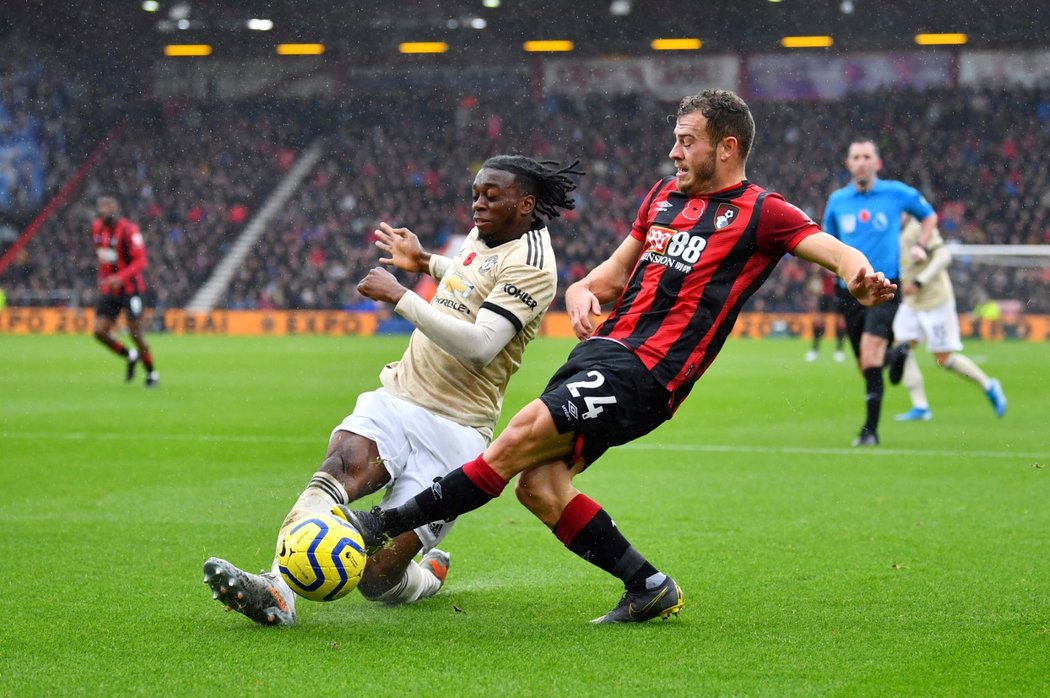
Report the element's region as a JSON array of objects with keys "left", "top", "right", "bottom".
[
  {"left": 887, "top": 216, "right": 1007, "bottom": 421},
  {"left": 203, "top": 155, "right": 584, "bottom": 625}
]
